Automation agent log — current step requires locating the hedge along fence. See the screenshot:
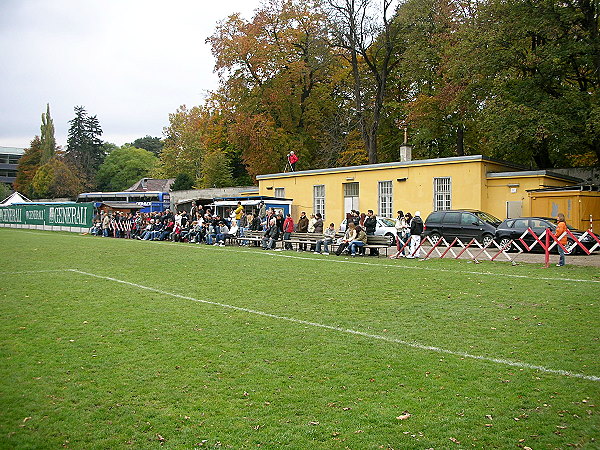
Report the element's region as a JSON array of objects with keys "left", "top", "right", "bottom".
[{"left": 0, "top": 203, "right": 94, "bottom": 234}]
